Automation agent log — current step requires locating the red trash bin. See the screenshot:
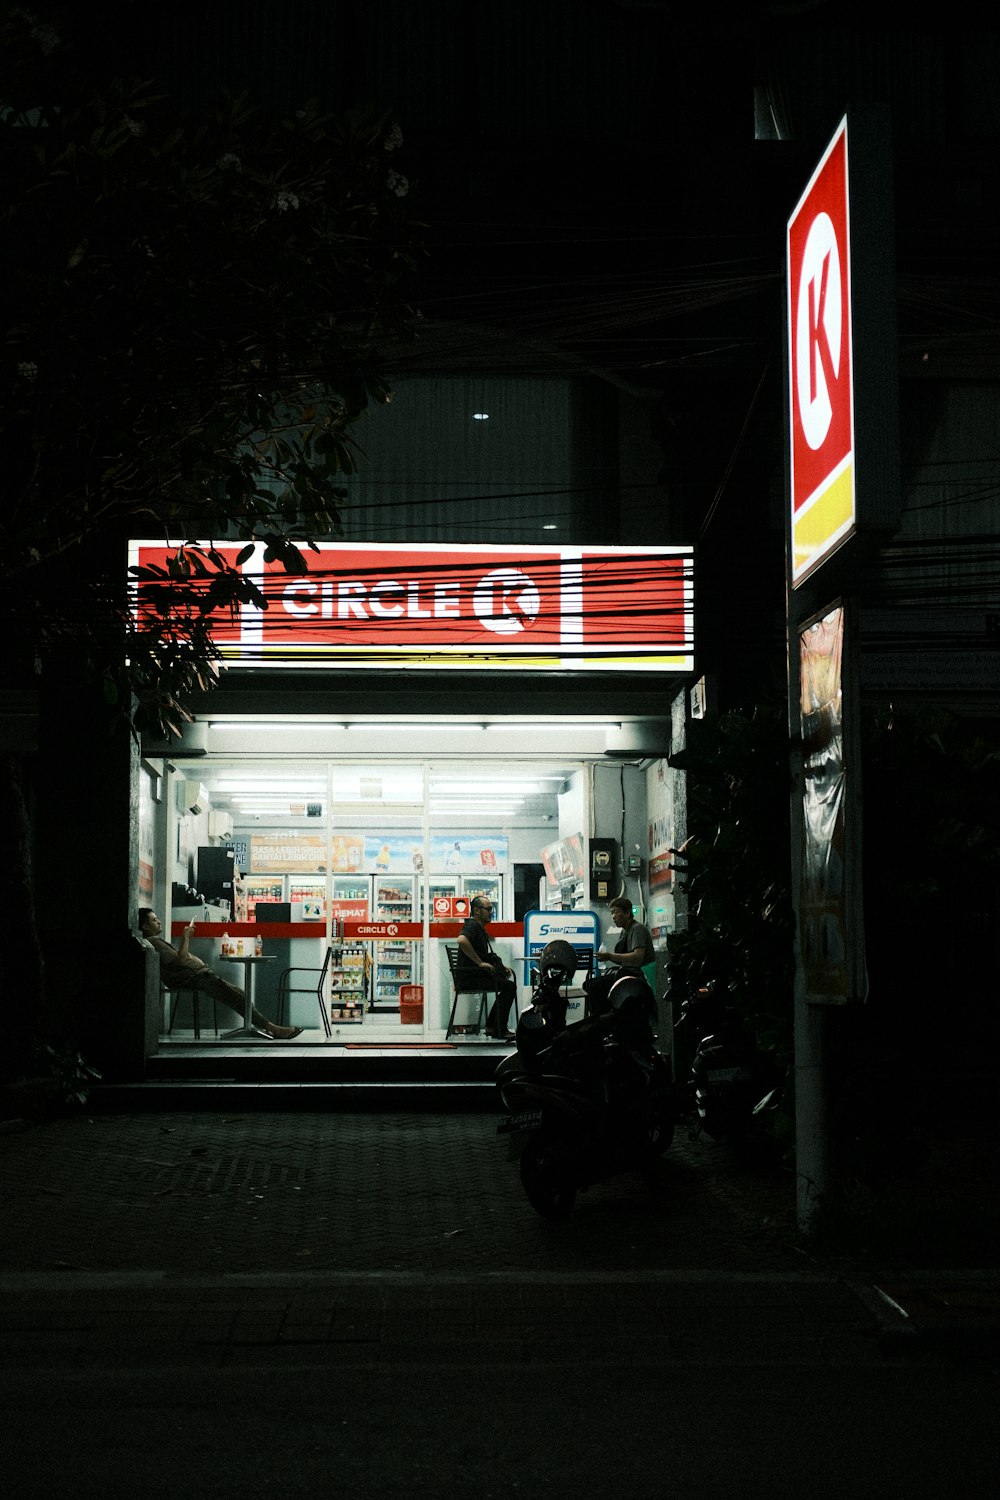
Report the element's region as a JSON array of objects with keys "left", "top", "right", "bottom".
[{"left": 399, "top": 984, "right": 424, "bottom": 1024}]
